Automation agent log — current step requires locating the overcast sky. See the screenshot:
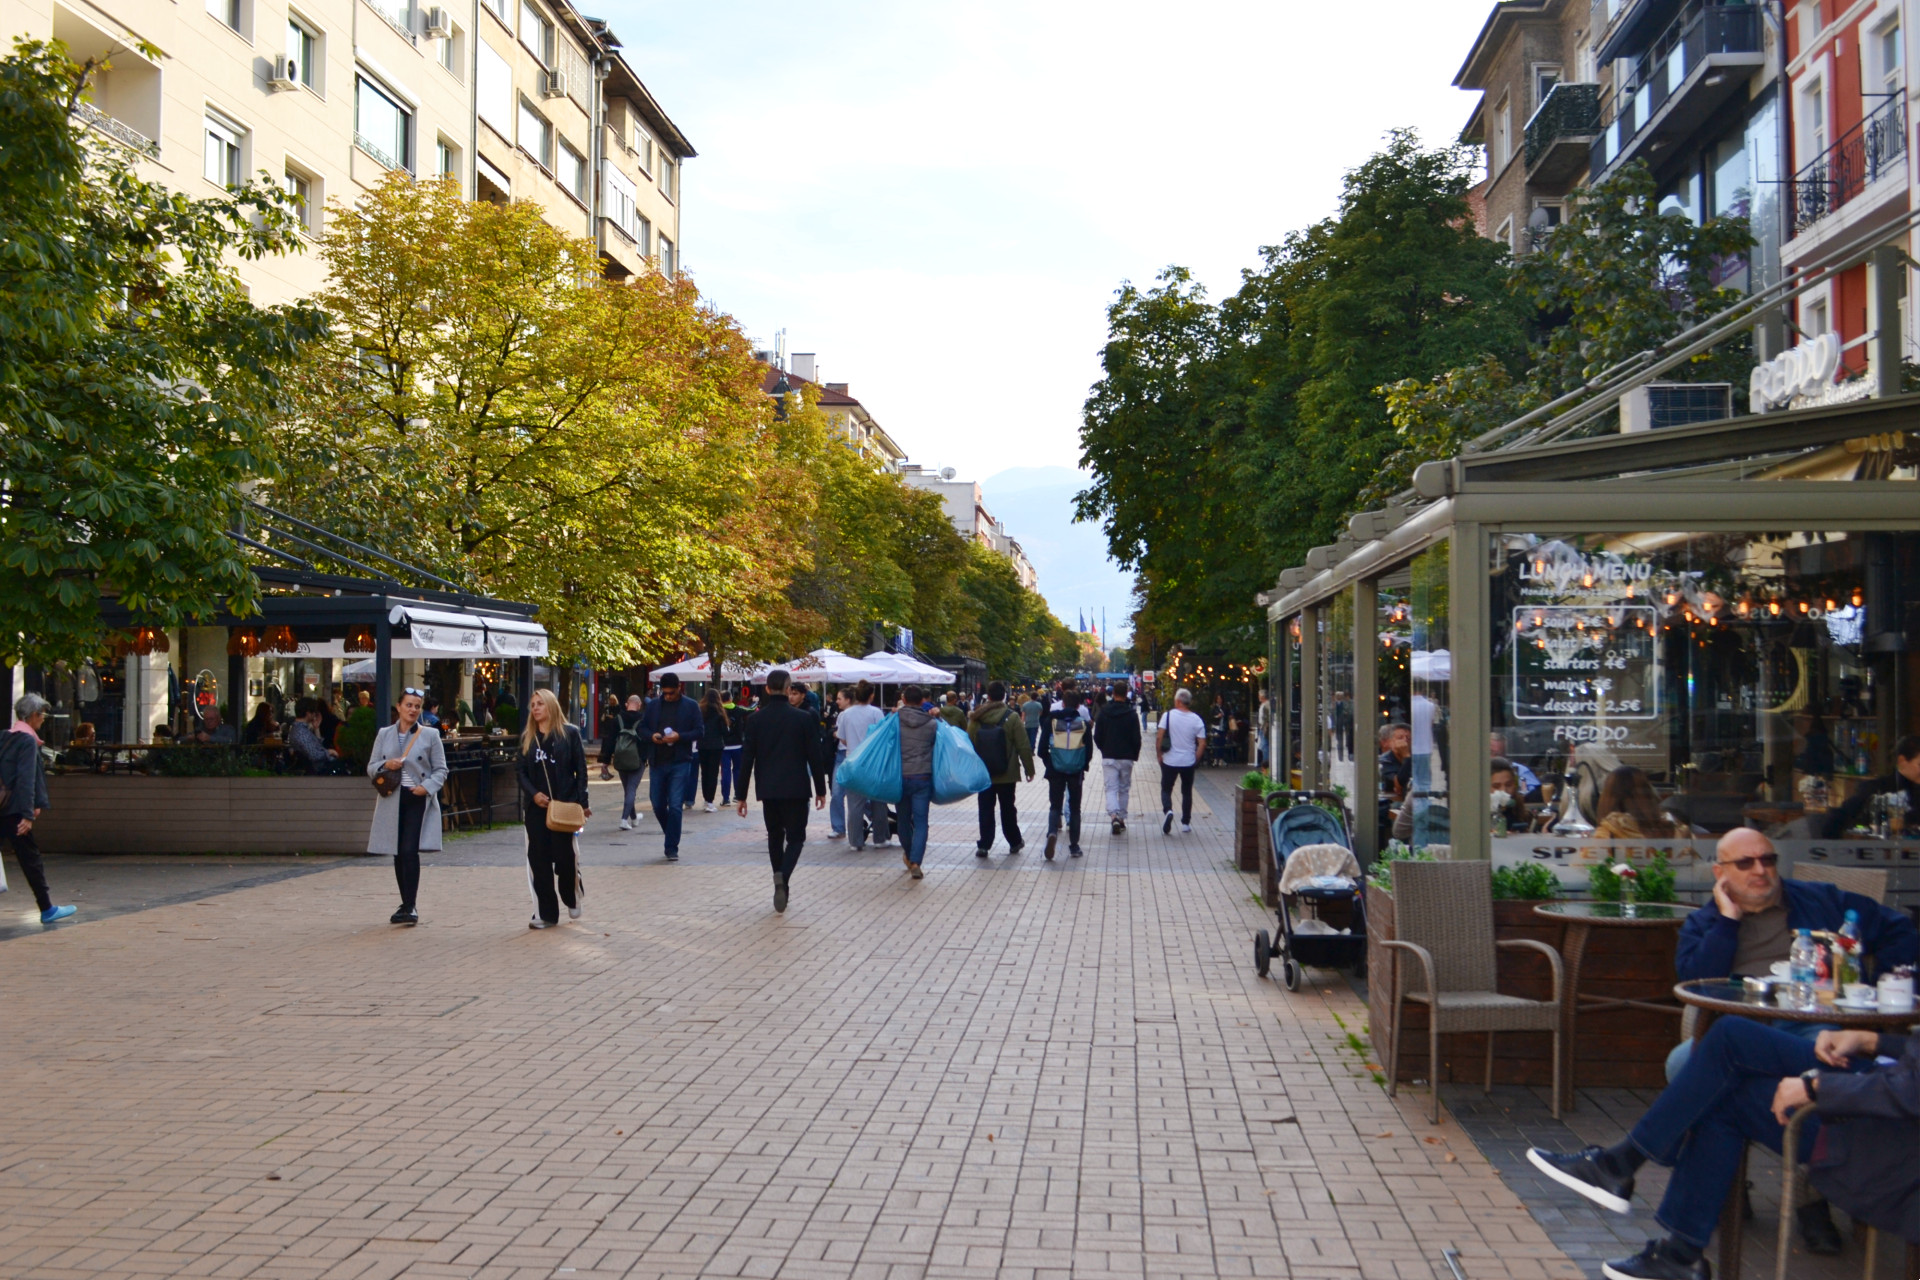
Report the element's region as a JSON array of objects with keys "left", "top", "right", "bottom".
[{"left": 608, "top": 0, "right": 1493, "bottom": 481}]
